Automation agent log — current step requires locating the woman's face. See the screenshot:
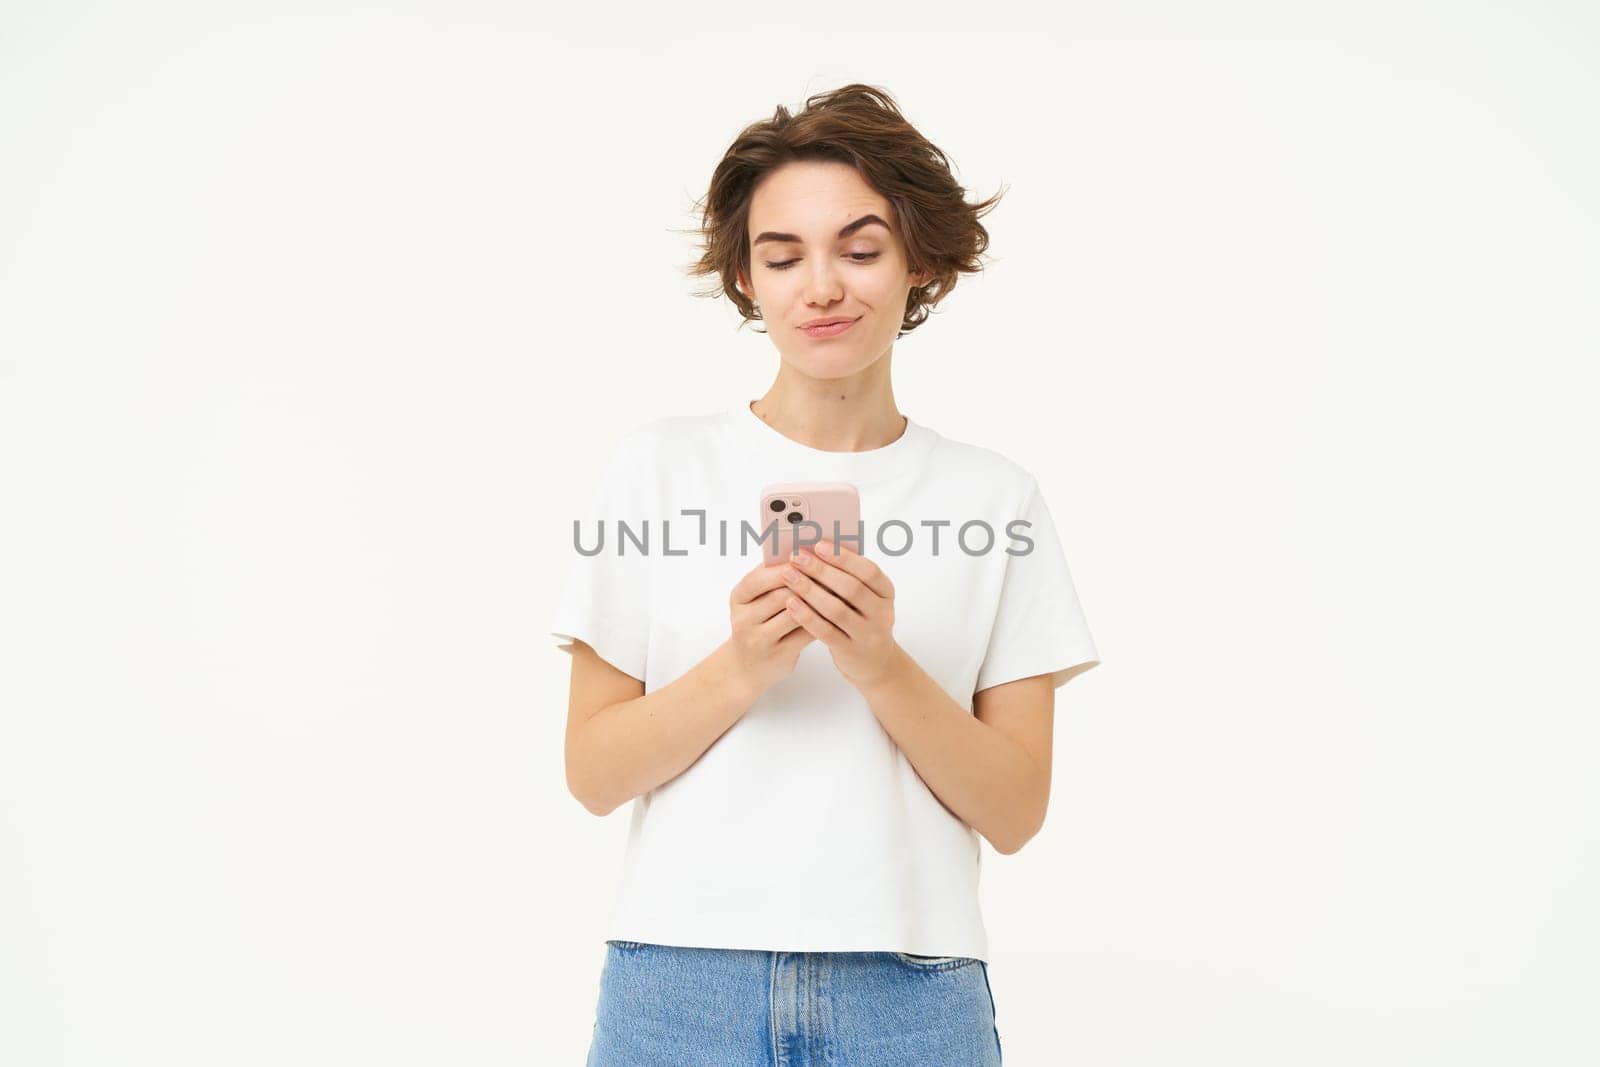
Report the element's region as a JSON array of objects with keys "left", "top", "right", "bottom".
[{"left": 742, "top": 160, "right": 931, "bottom": 381}]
